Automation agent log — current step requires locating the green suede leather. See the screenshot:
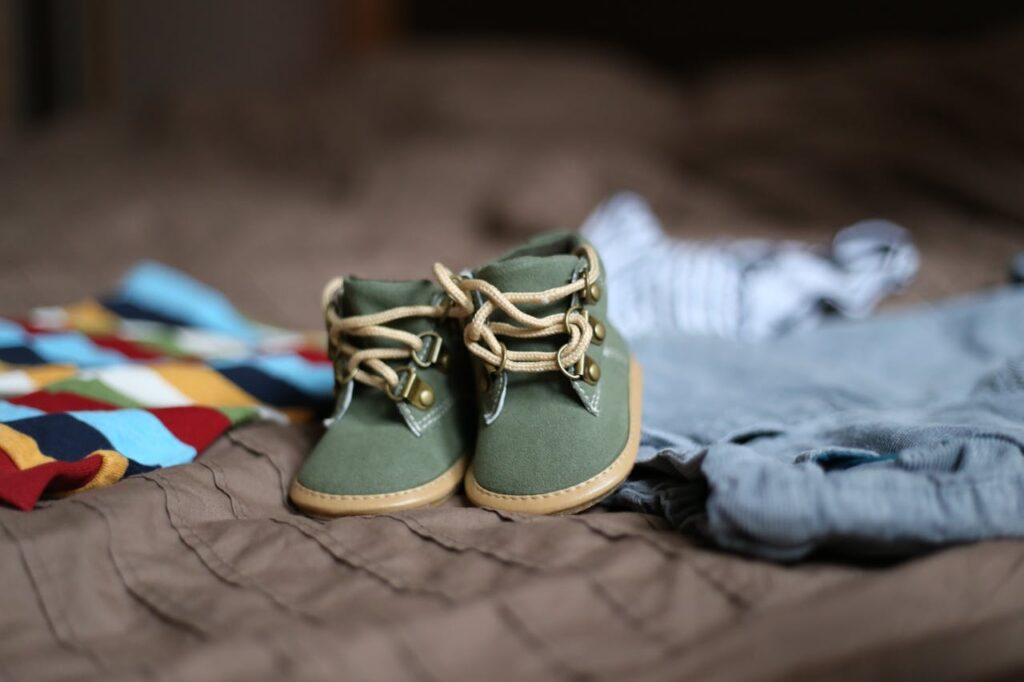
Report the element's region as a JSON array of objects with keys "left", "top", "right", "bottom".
[
  {"left": 470, "top": 233, "right": 634, "bottom": 495},
  {"left": 296, "top": 278, "right": 474, "bottom": 497}
]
